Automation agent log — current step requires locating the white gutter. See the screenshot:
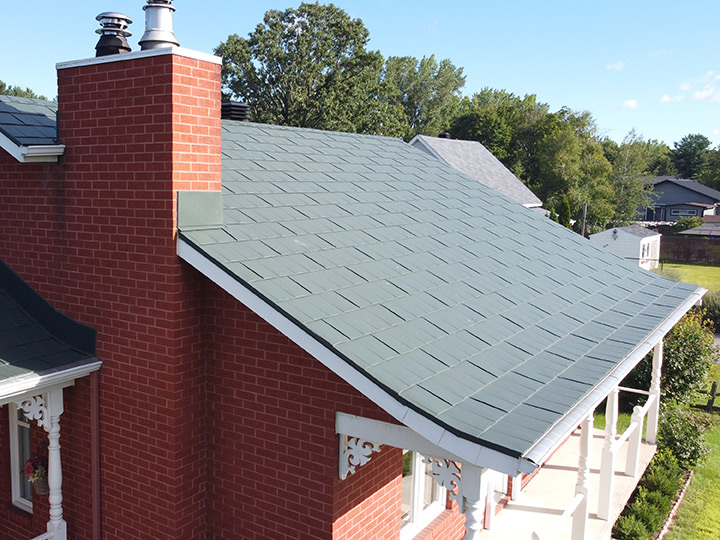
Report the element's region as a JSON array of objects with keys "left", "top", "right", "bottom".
[
  {"left": 0, "top": 358, "right": 101, "bottom": 406},
  {"left": 523, "top": 285, "right": 706, "bottom": 466},
  {"left": 0, "top": 131, "right": 65, "bottom": 163},
  {"left": 178, "top": 236, "right": 536, "bottom": 475}
]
